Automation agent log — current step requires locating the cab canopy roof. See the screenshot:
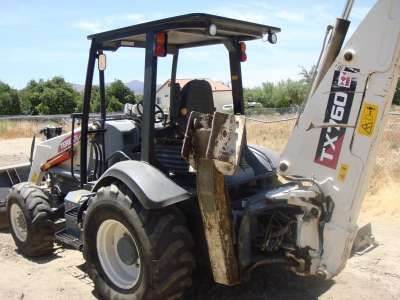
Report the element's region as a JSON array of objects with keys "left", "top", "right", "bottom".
[{"left": 88, "top": 13, "right": 281, "bottom": 51}]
